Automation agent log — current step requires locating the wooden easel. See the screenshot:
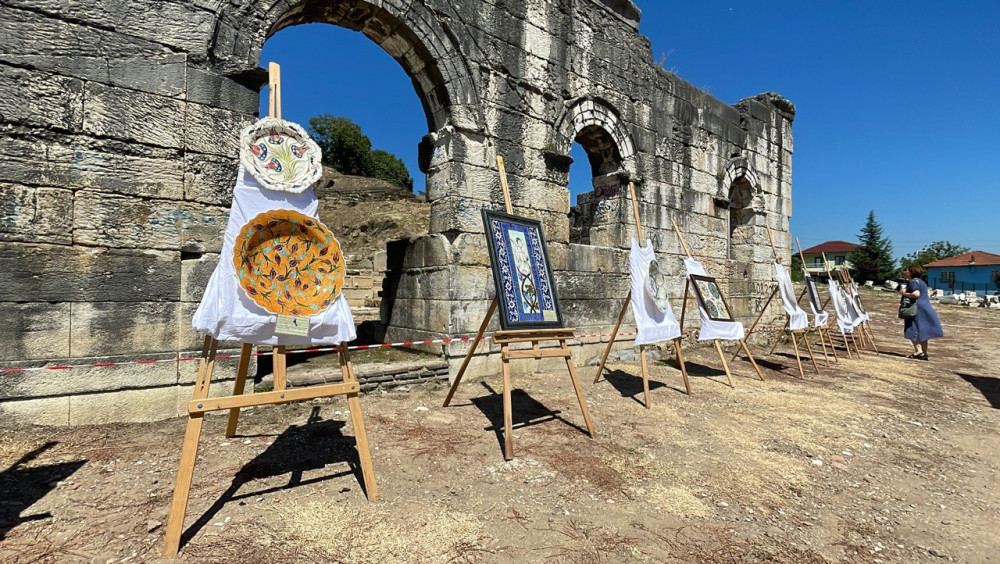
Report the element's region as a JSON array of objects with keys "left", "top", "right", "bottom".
[
  {"left": 441, "top": 156, "right": 595, "bottom": 461},
  {"left": 820, "top": 252, "right": 864, "bottom": 358},
  {"left": 838, "top": 266, "right": 880, "bottom": 354},
  {"left": 163, "top": 63, "right": 377, "bottom": 557},
  {"left": 671, "top": 220, "right": 764, "bottom": 384},
  {"left": 735, "top": 227, "right": 821, "bottom": 378},
  {"left": 794, "top": 236, "right": 838, "bottom": 365},
  {"left": 591, "top": 182, "right": 691, "bottom": 406}
]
